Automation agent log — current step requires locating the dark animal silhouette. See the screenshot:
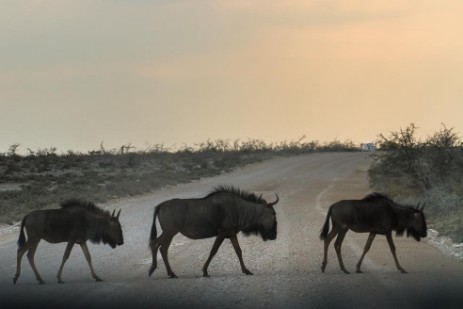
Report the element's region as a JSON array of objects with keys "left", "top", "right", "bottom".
[
  {"left": 320, "top": 193, "right": 427, "bottom": 274},
  {"left": 14, "top": 199, "right": 123, "bottom": 284},
  {"left": 149, "top": 185, "right": 279, "bottom": 278}
]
